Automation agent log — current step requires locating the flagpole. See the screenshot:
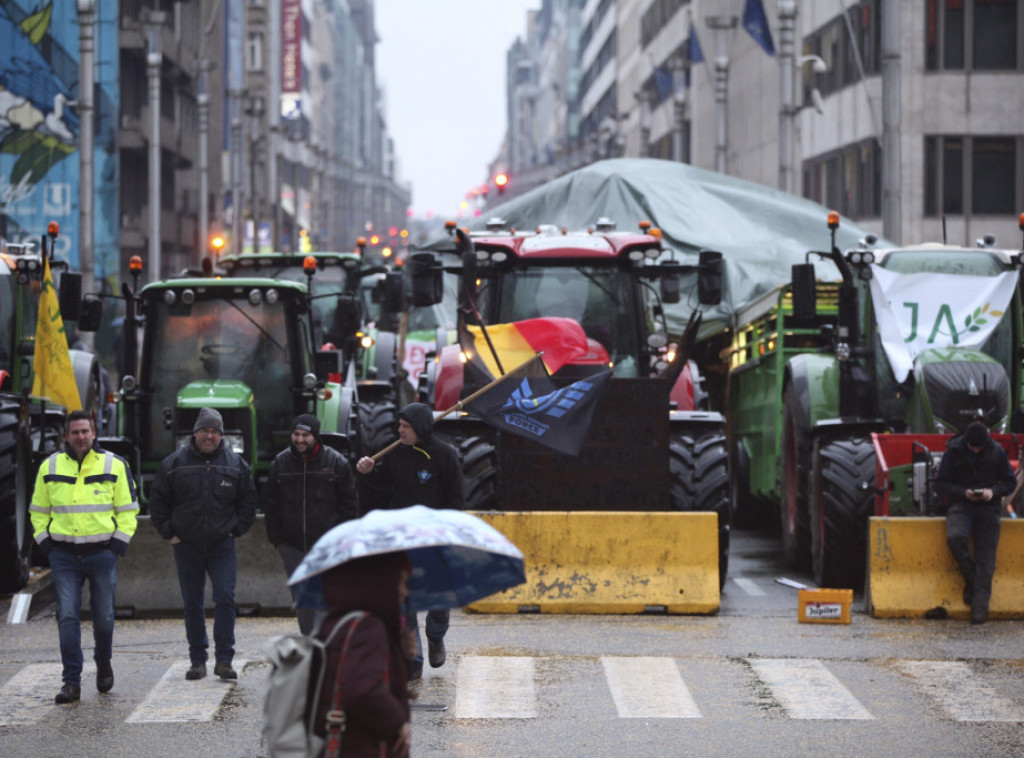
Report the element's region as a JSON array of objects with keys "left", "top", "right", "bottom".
[{"left": 369, "top": 353, "right": 544, "bottom": 462}]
